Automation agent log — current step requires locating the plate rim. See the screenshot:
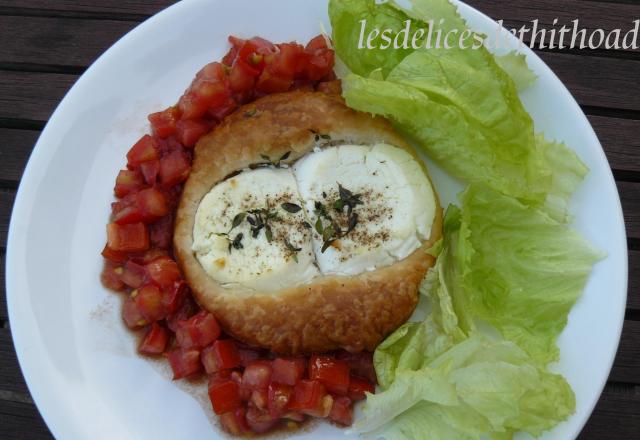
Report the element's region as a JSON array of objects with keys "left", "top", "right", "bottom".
[{"left": 6, "top": 0, "right": 629, "bottom": 438}]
